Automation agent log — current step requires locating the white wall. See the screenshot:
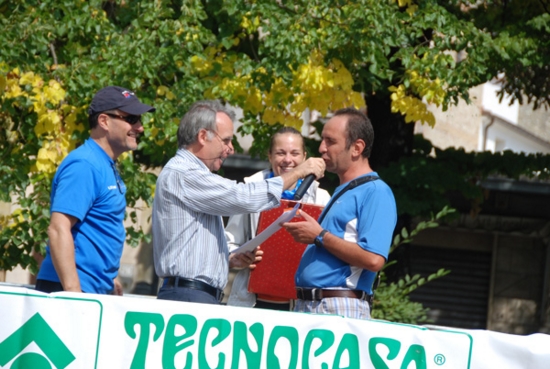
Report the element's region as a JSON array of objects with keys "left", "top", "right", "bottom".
[
  {"left": 482, "top": 119, "right": 550, "bottom": 154},
  {"left": 478, "top": 80, "right": 550, "bottom": 154},
  {"left": 482, "top": 80, "right": 519, "bottom": 125}
]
